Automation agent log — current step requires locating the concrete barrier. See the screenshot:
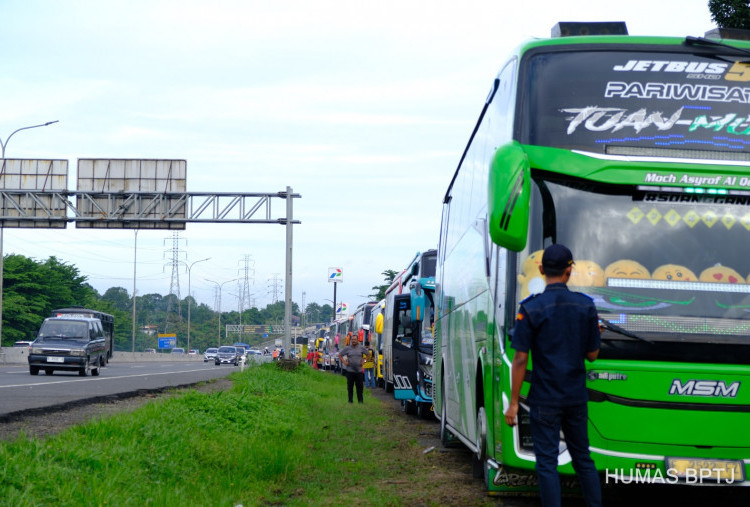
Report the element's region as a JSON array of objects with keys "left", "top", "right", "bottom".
[
  {"left": 0, "top": 348, "right": 206, "bottom": 365},
  {"left": 0, "top": 347, "right": 30, "bottom": 365}
]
